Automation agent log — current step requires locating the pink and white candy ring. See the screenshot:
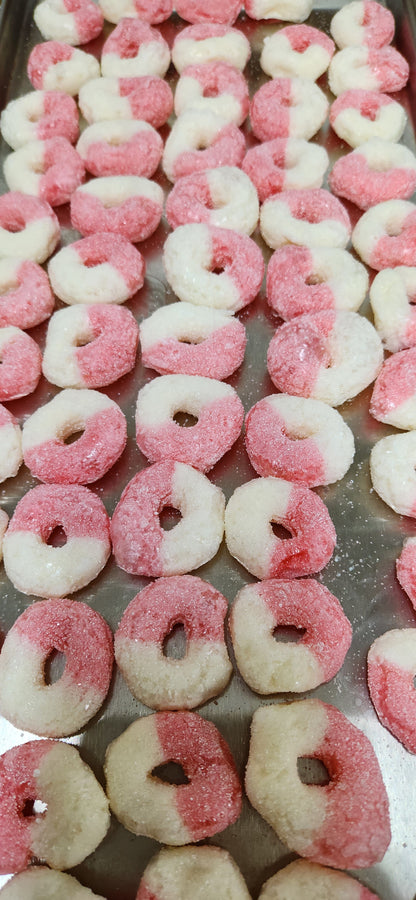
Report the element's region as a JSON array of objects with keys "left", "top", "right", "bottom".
[
  {"left": 330, "top": 0, "right": 395, "bottom": 49},
  {"left": 259, "top": 859, "right": 381, "bottom": 900},
  {"left": 260, "top": 25, "right": 335, "bottom": 81},
  {"left": 266, "top": 245, "right": 368, "bottom": 318},
  {"left": 76, "top": 119, "right": 163, "bottom": 178},
  {"left": 330, "top": 89, "right": 407, "bottom": 148},
  {"left": 0, "top": 90, "right": 79, "bottom": 150},
  {"left": 101, "top": 17, "right": 170, "bottom": 79},
  {"left": 4, "top": 136, "right": 85, "bottom": 207},
  {"left": 352, "top": 199, "right": 416, "bottom": 270},
  {"left": 328, "top": 45, "right": 409, "bottom": 97},
  {"left": 0, "top": 258, "right": 54, "bottom": 329},
  {"left": 78, "top": 75, "right": 173, "bottom": 128},
  {"left": 33, "top": 0, "right": 104, "bottom": 45},
  {"left": 242, "top": 138, "right": 328, "bottom": 203},
  {"left": 0, "top": 404, "right": 22, "bottom": 484},
  {"left": 166, "top": 166, "right": 259, "bottom": 234},
  {"left": 48, "top": 232, "right": 145, "bottom": 305},
  {"left": 0, "top": 326, "right": 42, "bottom": 402},
  {"left": 70, "top": 175, "right": 163, "bottom": 243},
  {"left": 137, "top": 846, "right": 250, "bottom": 900},
  {"left": 370, "top": 346, "right": 416, "bottom": 429},
  {"left": 163, "top": 110, "right": 246, "bottom": 183},
  {"left": 329, "top": 139, "right": 416, "bottom": 210},
  {"left": 368, "top": 628, "right": 416, "bottom": 754},
  {"left": 27, "top": 40, "right": 100, "bottom": 95},
  {"left": 260, "top": 188, "right": 351, "bottom": 251},
  {"left": 171, "top": 24, "right": 250, "bottom": 74},
  {"left": 370, "top": 266, "right": 416, "bottom": 352},
  {"left": 0, "top": 191, "right": 59, "bottom": 264},
  {"left": 250, "top": 77, "right": 328, "bottom": 143},
  {"left": 174, "top": 62, "right": 249, "bottom": 125}
]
